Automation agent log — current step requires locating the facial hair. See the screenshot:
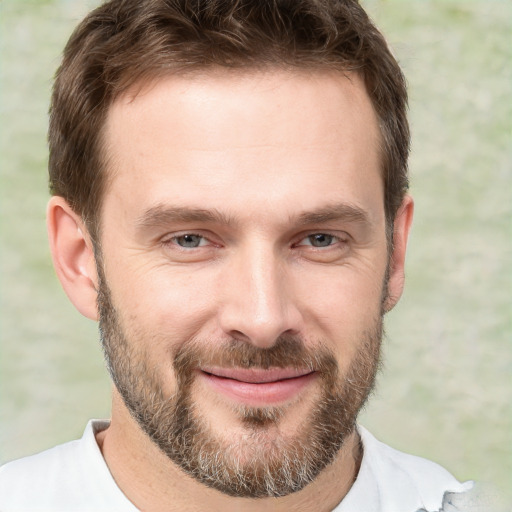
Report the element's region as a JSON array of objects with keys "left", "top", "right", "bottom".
[{"left": 96, "top": 262, "right": 383, "bottom": 498}]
